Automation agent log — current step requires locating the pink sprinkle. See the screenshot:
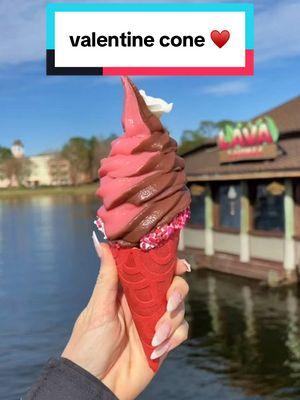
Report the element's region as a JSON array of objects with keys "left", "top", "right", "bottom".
[{"left": 139, "top": 207, "right": 191, "bottom": 251}]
